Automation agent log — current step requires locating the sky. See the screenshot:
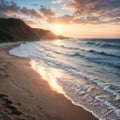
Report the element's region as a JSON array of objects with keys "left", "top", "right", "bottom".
[{"left": 0, "top": 0, "right": 120, "bottom": 38}]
